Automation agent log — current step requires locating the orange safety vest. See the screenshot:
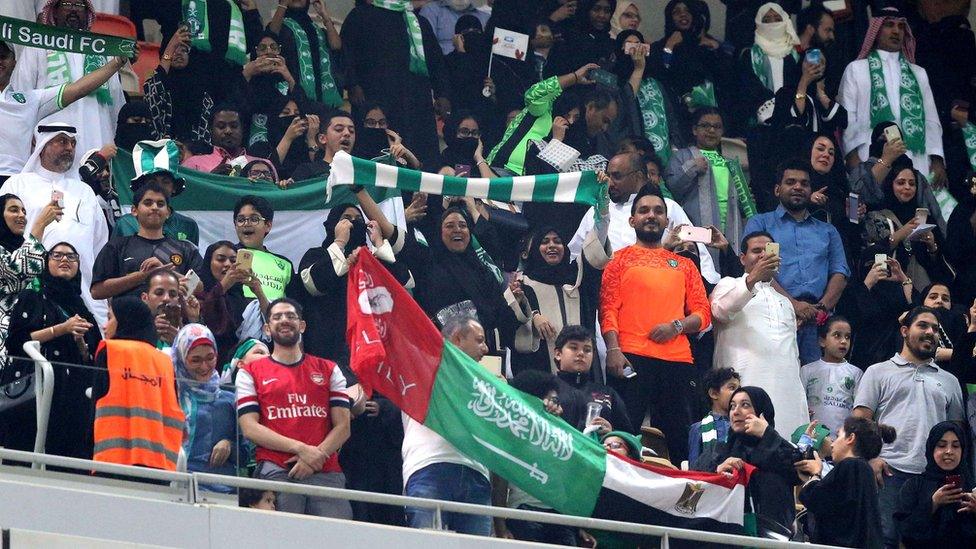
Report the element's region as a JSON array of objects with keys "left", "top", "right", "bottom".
[{"left": 93, "top": 339, "right": 185, "bottom": 471}]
